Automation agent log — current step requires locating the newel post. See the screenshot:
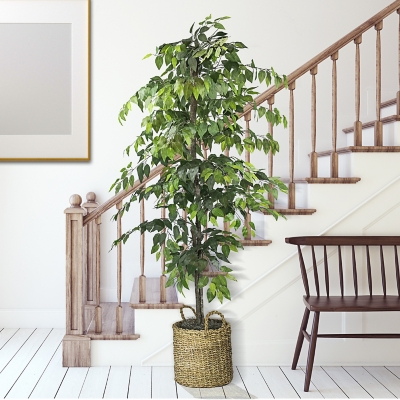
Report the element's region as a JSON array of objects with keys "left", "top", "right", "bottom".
[{"left": 63, "top": 194, "right": 91, "bottom": 367}]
